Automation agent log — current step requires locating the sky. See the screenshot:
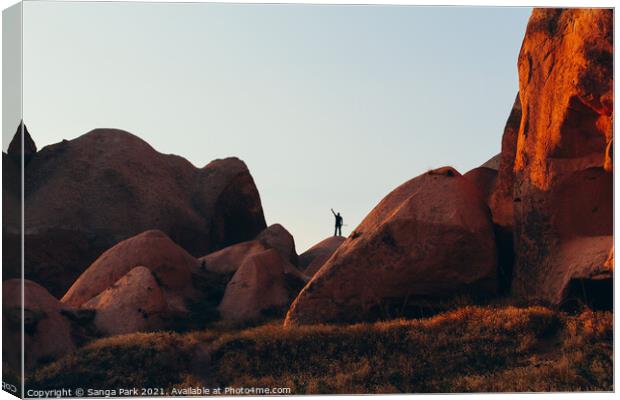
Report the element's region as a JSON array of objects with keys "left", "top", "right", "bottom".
[{"left": 8, "top": 2, "right": 531, "bottom": 252}]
